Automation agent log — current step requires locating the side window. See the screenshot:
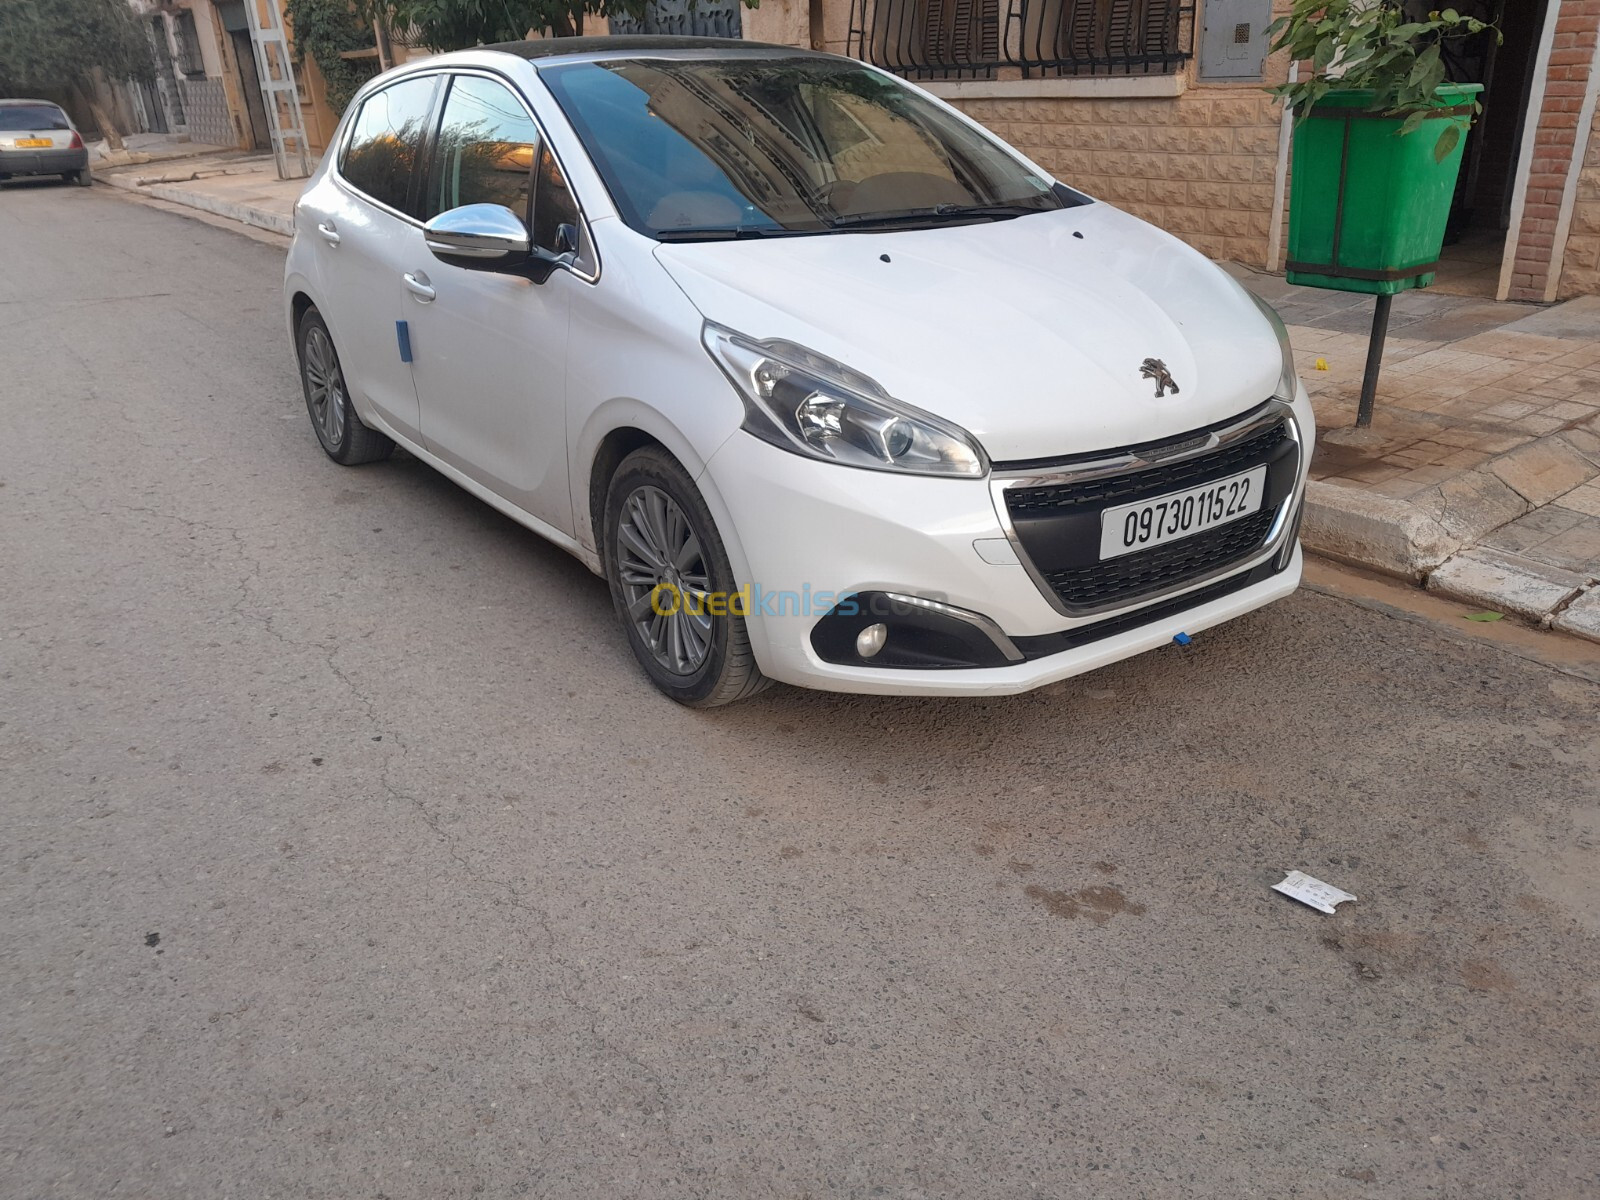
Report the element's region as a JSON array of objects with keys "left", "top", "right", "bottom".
[
  {"left": 340, "top": 75, "right": 439, "bottom": 216},
  {"left": 426, "top": 75, "right": 541, "bottom": 221},
  {"left": 532, "top": 145, "right": 580, "bottom": 253}
]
